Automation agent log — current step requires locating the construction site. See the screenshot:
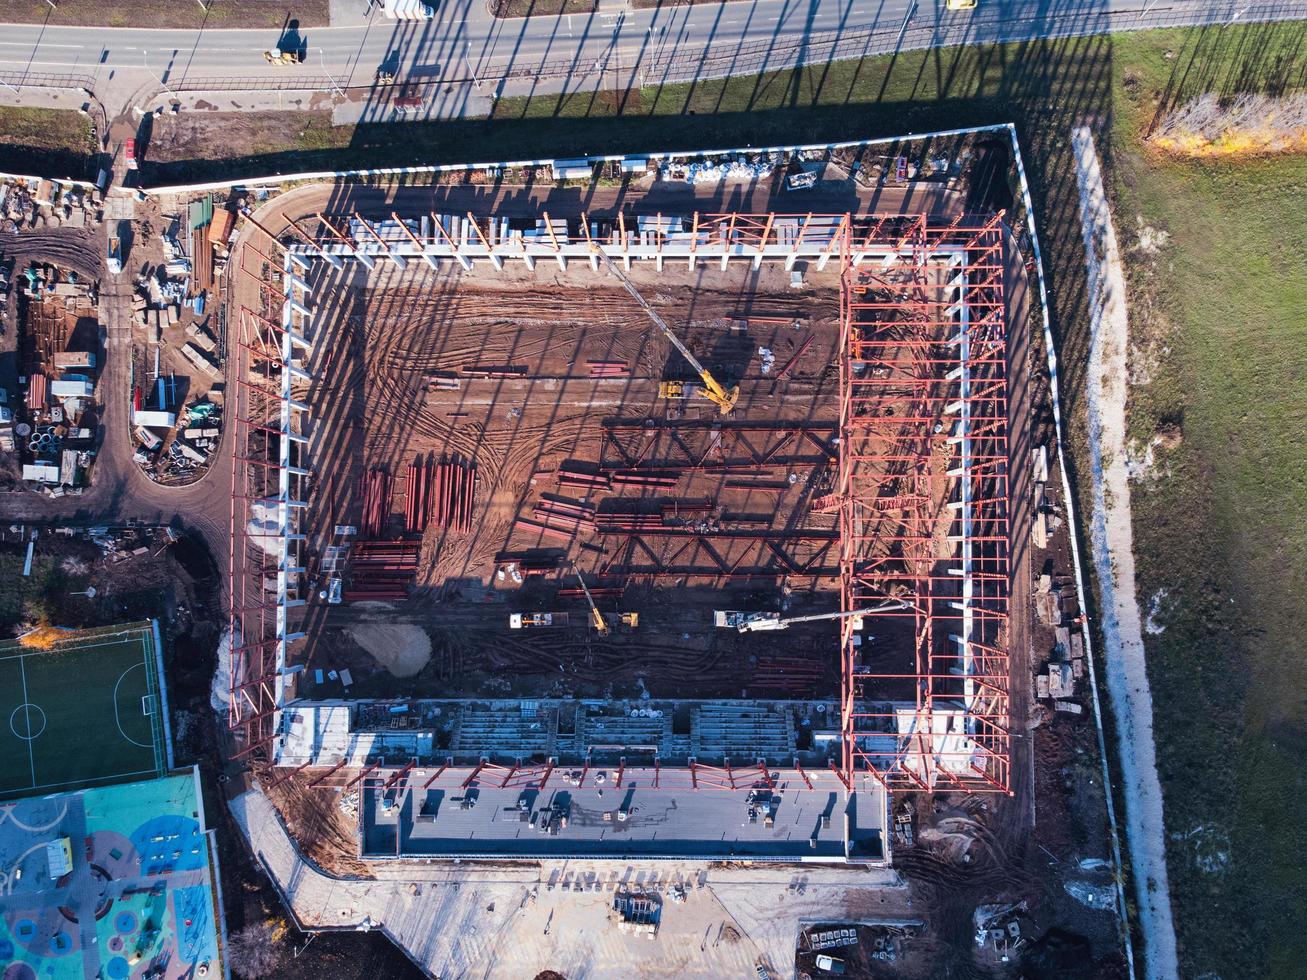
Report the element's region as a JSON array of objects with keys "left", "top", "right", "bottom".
[
  {"left": 225, "top": 172, "right": 1019, "bottom": 810},
  {"left": 207, "top": 138, "right": 1124, "bottom": 974}
]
